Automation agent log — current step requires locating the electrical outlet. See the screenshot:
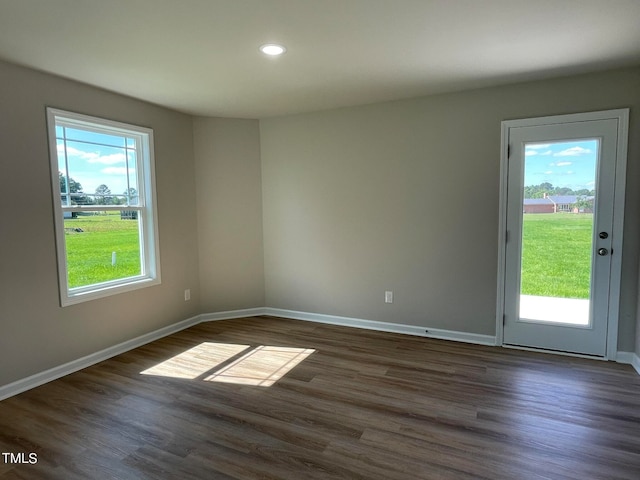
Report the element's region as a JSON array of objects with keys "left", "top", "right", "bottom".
[
  {"left": 184, "top": 289, "right": 191, "bottom": 301},
  {"left": 385, "top": 291, "right": 393, "bottom": 303}
]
